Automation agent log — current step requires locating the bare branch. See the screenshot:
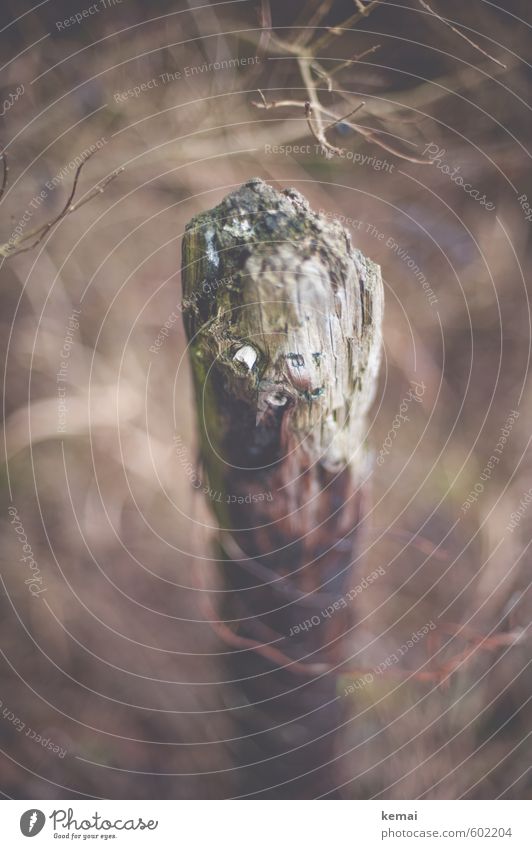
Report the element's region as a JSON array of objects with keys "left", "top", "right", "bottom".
[
  {"left": 311, "top": 0, "right": 383, "bottom": 53},
  {"left": 59, "top": 167, "right": 123, "bottom": 216},
  {"left": 252, "top": 1, "right": 503, "bottom": 169},
  {"left": 257, "top": 0, "right": 272, "bottom": 55},
  {"left": 298, "top": 54, "right": 327, "bottom": 143},
  {"left": 0, "top": 152, "right": 123, "bottom": 259},
  {"left": 0, "top": 150, "right": 7, "bottom": 203},
  {"left": 254, "top": 88, "right": 269, "bottom": 108},
  {"left": 417, "top": 0, "right": 506, "bottom": 69},
  {"left": 305, "top": 101, "right": 342, "bottom": 155},
  {"left": 327, "top": 43, "right": 381, "bottom": 80},
  {"left": 293, "top": 0, "right": 335, "bottom": 47},
  {"left": 310, "top": 60, "right": 333, "bottom": 91},
  {"left": 324, "top": 100, "right": 365, "bottom": 132},
  {"left": 252, "top": 94, "right": 431, "bottom": 164}
]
